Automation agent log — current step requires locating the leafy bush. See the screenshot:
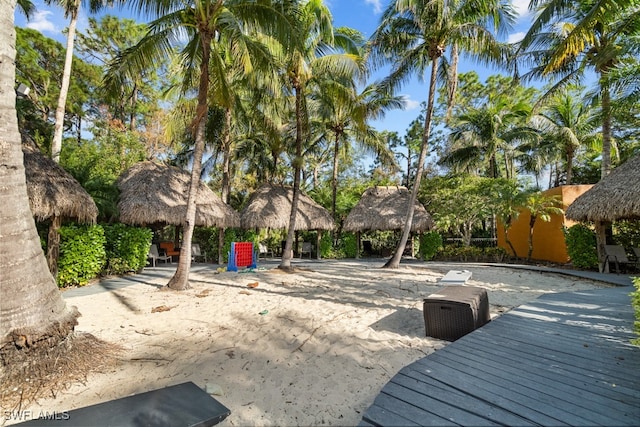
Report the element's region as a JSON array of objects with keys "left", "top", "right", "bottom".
[
  {"left": 103, "top": 224, "right": 152, "bottom": 274},
  {"left": 58, "top": 225, "right": 106, "bottom": 287},
  {"left": 564, "top": 224, "right": 598, "bottom": 269},
  {"left": 419, "top": 232, "right": 443, "bottom": 260},
  {"left": 631, "top": 277, "right": 640, "bottom": 346},
  {"left": 341, "top": 233, "right": 358, "bottom": 258},
  {"left": 436, "top": 245, "right": 506, "bottom": 263},
  {"left": 319, "top": 233, "right": 334, "bottom": 258}
]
